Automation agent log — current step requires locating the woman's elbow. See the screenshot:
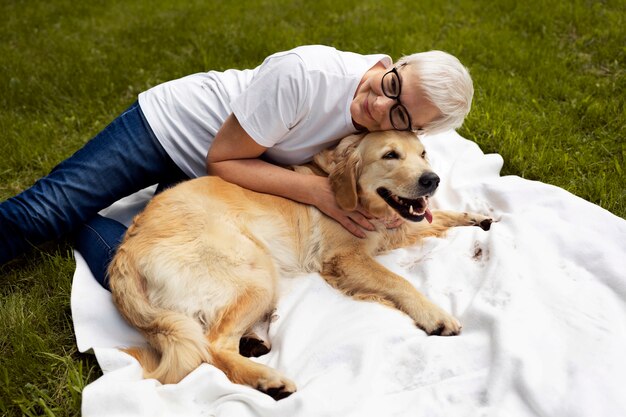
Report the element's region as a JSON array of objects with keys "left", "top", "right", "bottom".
[
  {"left": 205, "top": 148, "right": 225, "bottom": 176},
  {"left": 205, "top": 158, "right": 224, "bottom": 176}
]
